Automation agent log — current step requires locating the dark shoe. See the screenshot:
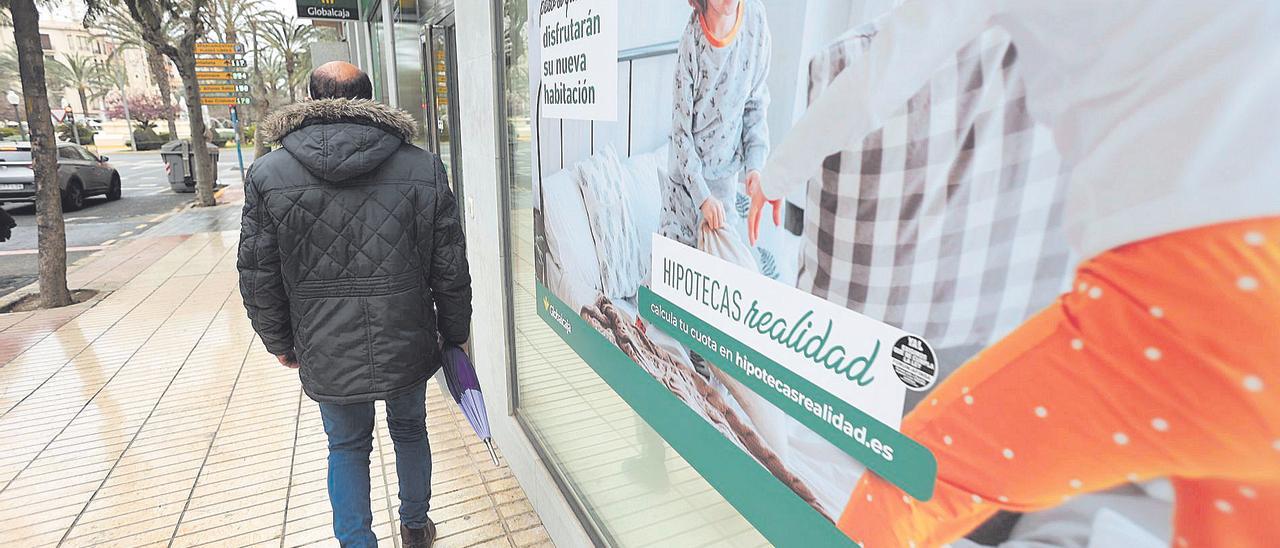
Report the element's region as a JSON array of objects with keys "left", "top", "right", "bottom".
[{"left": 401, "top": 521, "right": 437, "bottom": 548}]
